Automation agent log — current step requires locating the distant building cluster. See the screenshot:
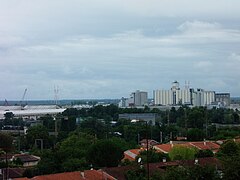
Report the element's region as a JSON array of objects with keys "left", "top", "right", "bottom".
[
  {"left": 119, "top": 81, "right": 231, "bottom": 108},
  {"left": 119, "top": 90, "right": 148, "bottom": 108}
]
